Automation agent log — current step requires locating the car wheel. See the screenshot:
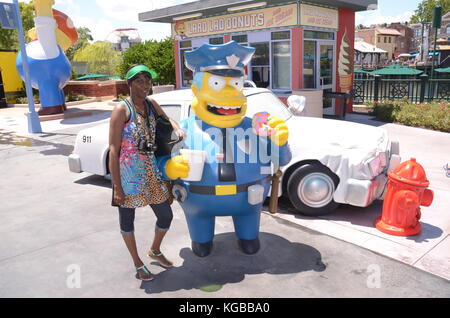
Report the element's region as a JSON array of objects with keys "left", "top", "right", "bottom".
[{"left": 287, "top": 163, "right": 340, "bottom": 216}]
